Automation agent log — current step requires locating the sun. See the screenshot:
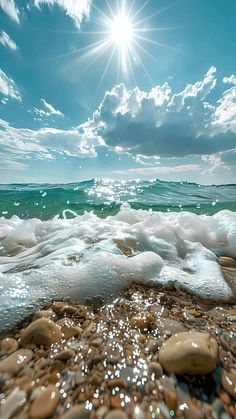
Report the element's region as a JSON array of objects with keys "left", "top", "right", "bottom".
[
  {"left": 55, "top": 0, "right": 177, "bottom": 103},
  {"left": 109, "top": 15, "right": 134, "bottom": 48}
]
